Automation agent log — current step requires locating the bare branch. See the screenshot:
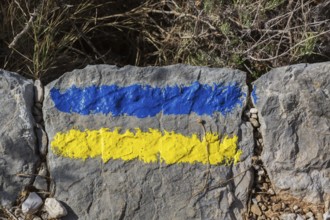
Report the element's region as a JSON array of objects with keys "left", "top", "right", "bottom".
[{"left": 8, "top": 10, "right": 37, "bottom": 49}]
